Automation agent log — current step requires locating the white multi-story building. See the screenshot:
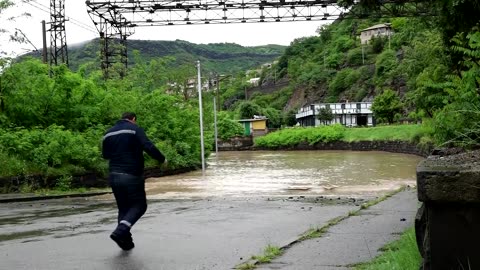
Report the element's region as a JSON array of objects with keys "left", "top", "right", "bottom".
[{"left": 295, "top": 102, "right": 375, "bottom": 127}]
